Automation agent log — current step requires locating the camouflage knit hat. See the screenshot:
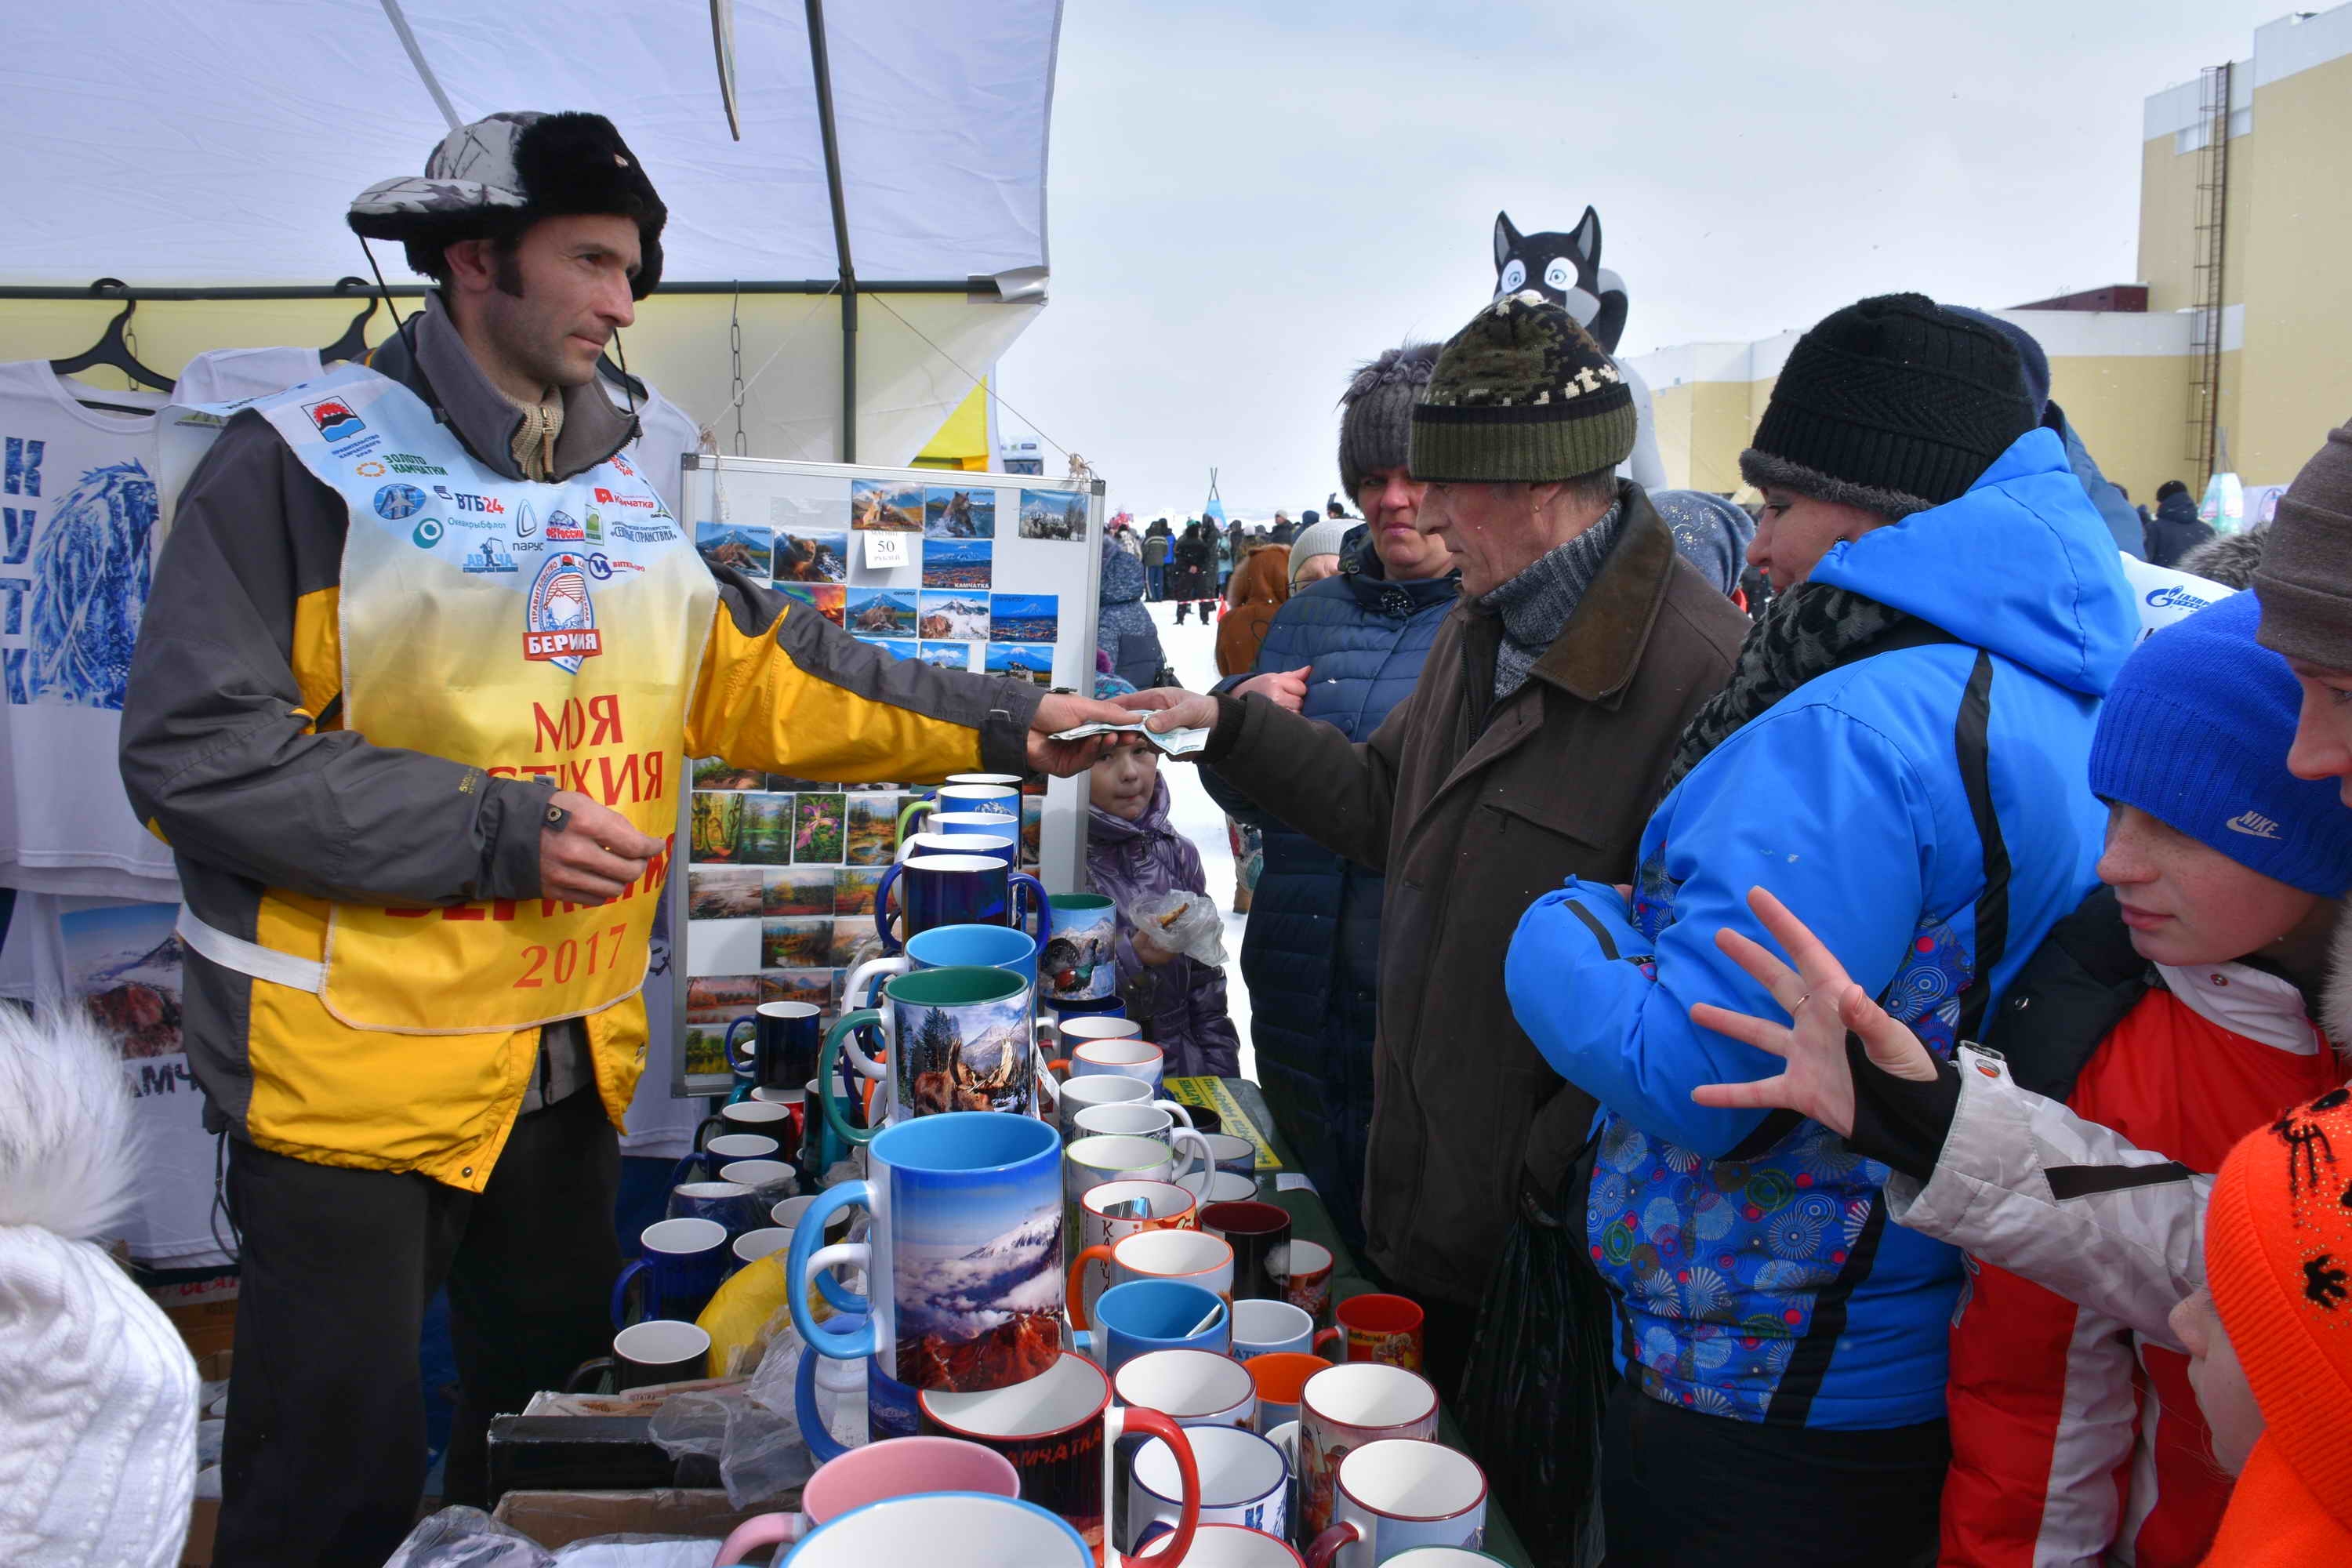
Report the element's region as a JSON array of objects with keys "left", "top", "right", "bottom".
[
  {"left": 349, "top": 111, "right": 668, "bottom": 299},
  {"left": 1408, "top": 292, "right": 1637, "bottom": 484}
]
